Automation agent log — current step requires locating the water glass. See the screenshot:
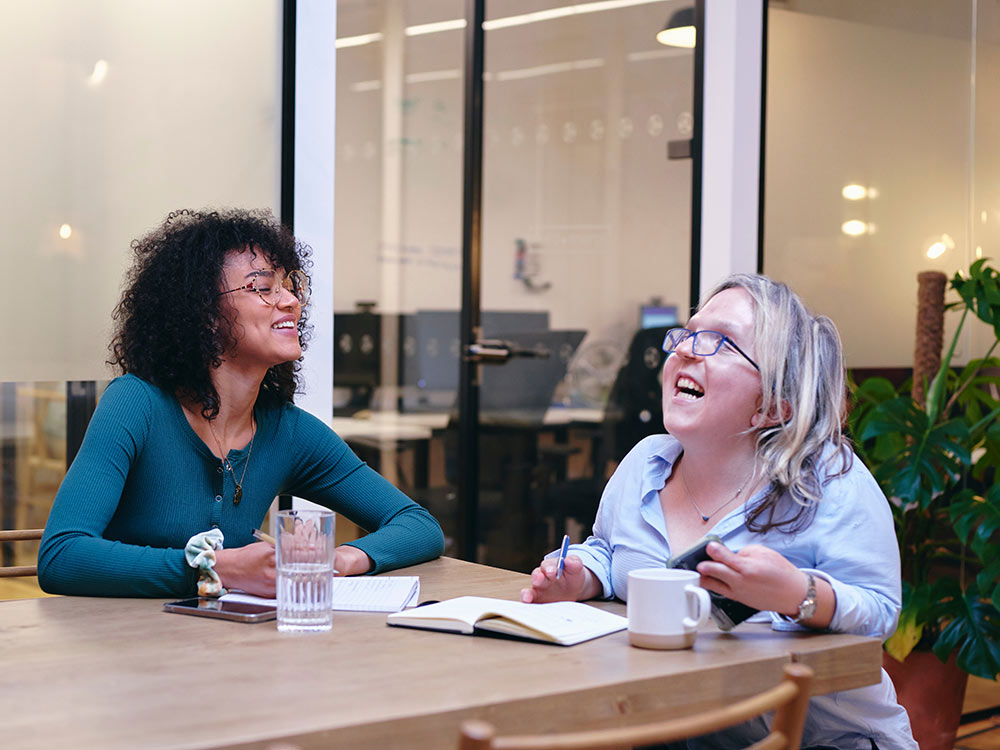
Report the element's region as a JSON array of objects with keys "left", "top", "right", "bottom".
[{"left": 275, "top": 509, "right": 335, "bottom": 633}]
